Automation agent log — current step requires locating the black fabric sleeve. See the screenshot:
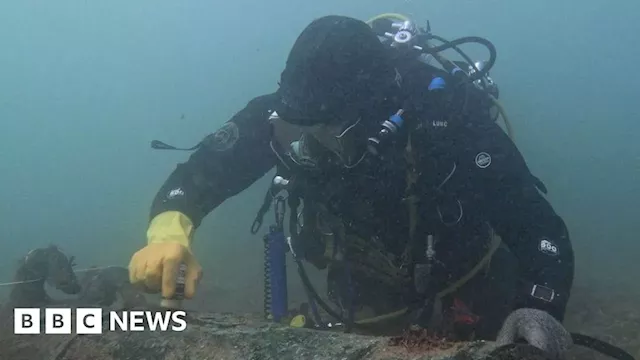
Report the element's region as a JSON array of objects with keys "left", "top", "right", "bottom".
[
  {"left": 149, "top": 93, "right": 279, "bottom": 227},
  {"left": 461, "top": 119, "right": 575, "bottom": 321}
]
